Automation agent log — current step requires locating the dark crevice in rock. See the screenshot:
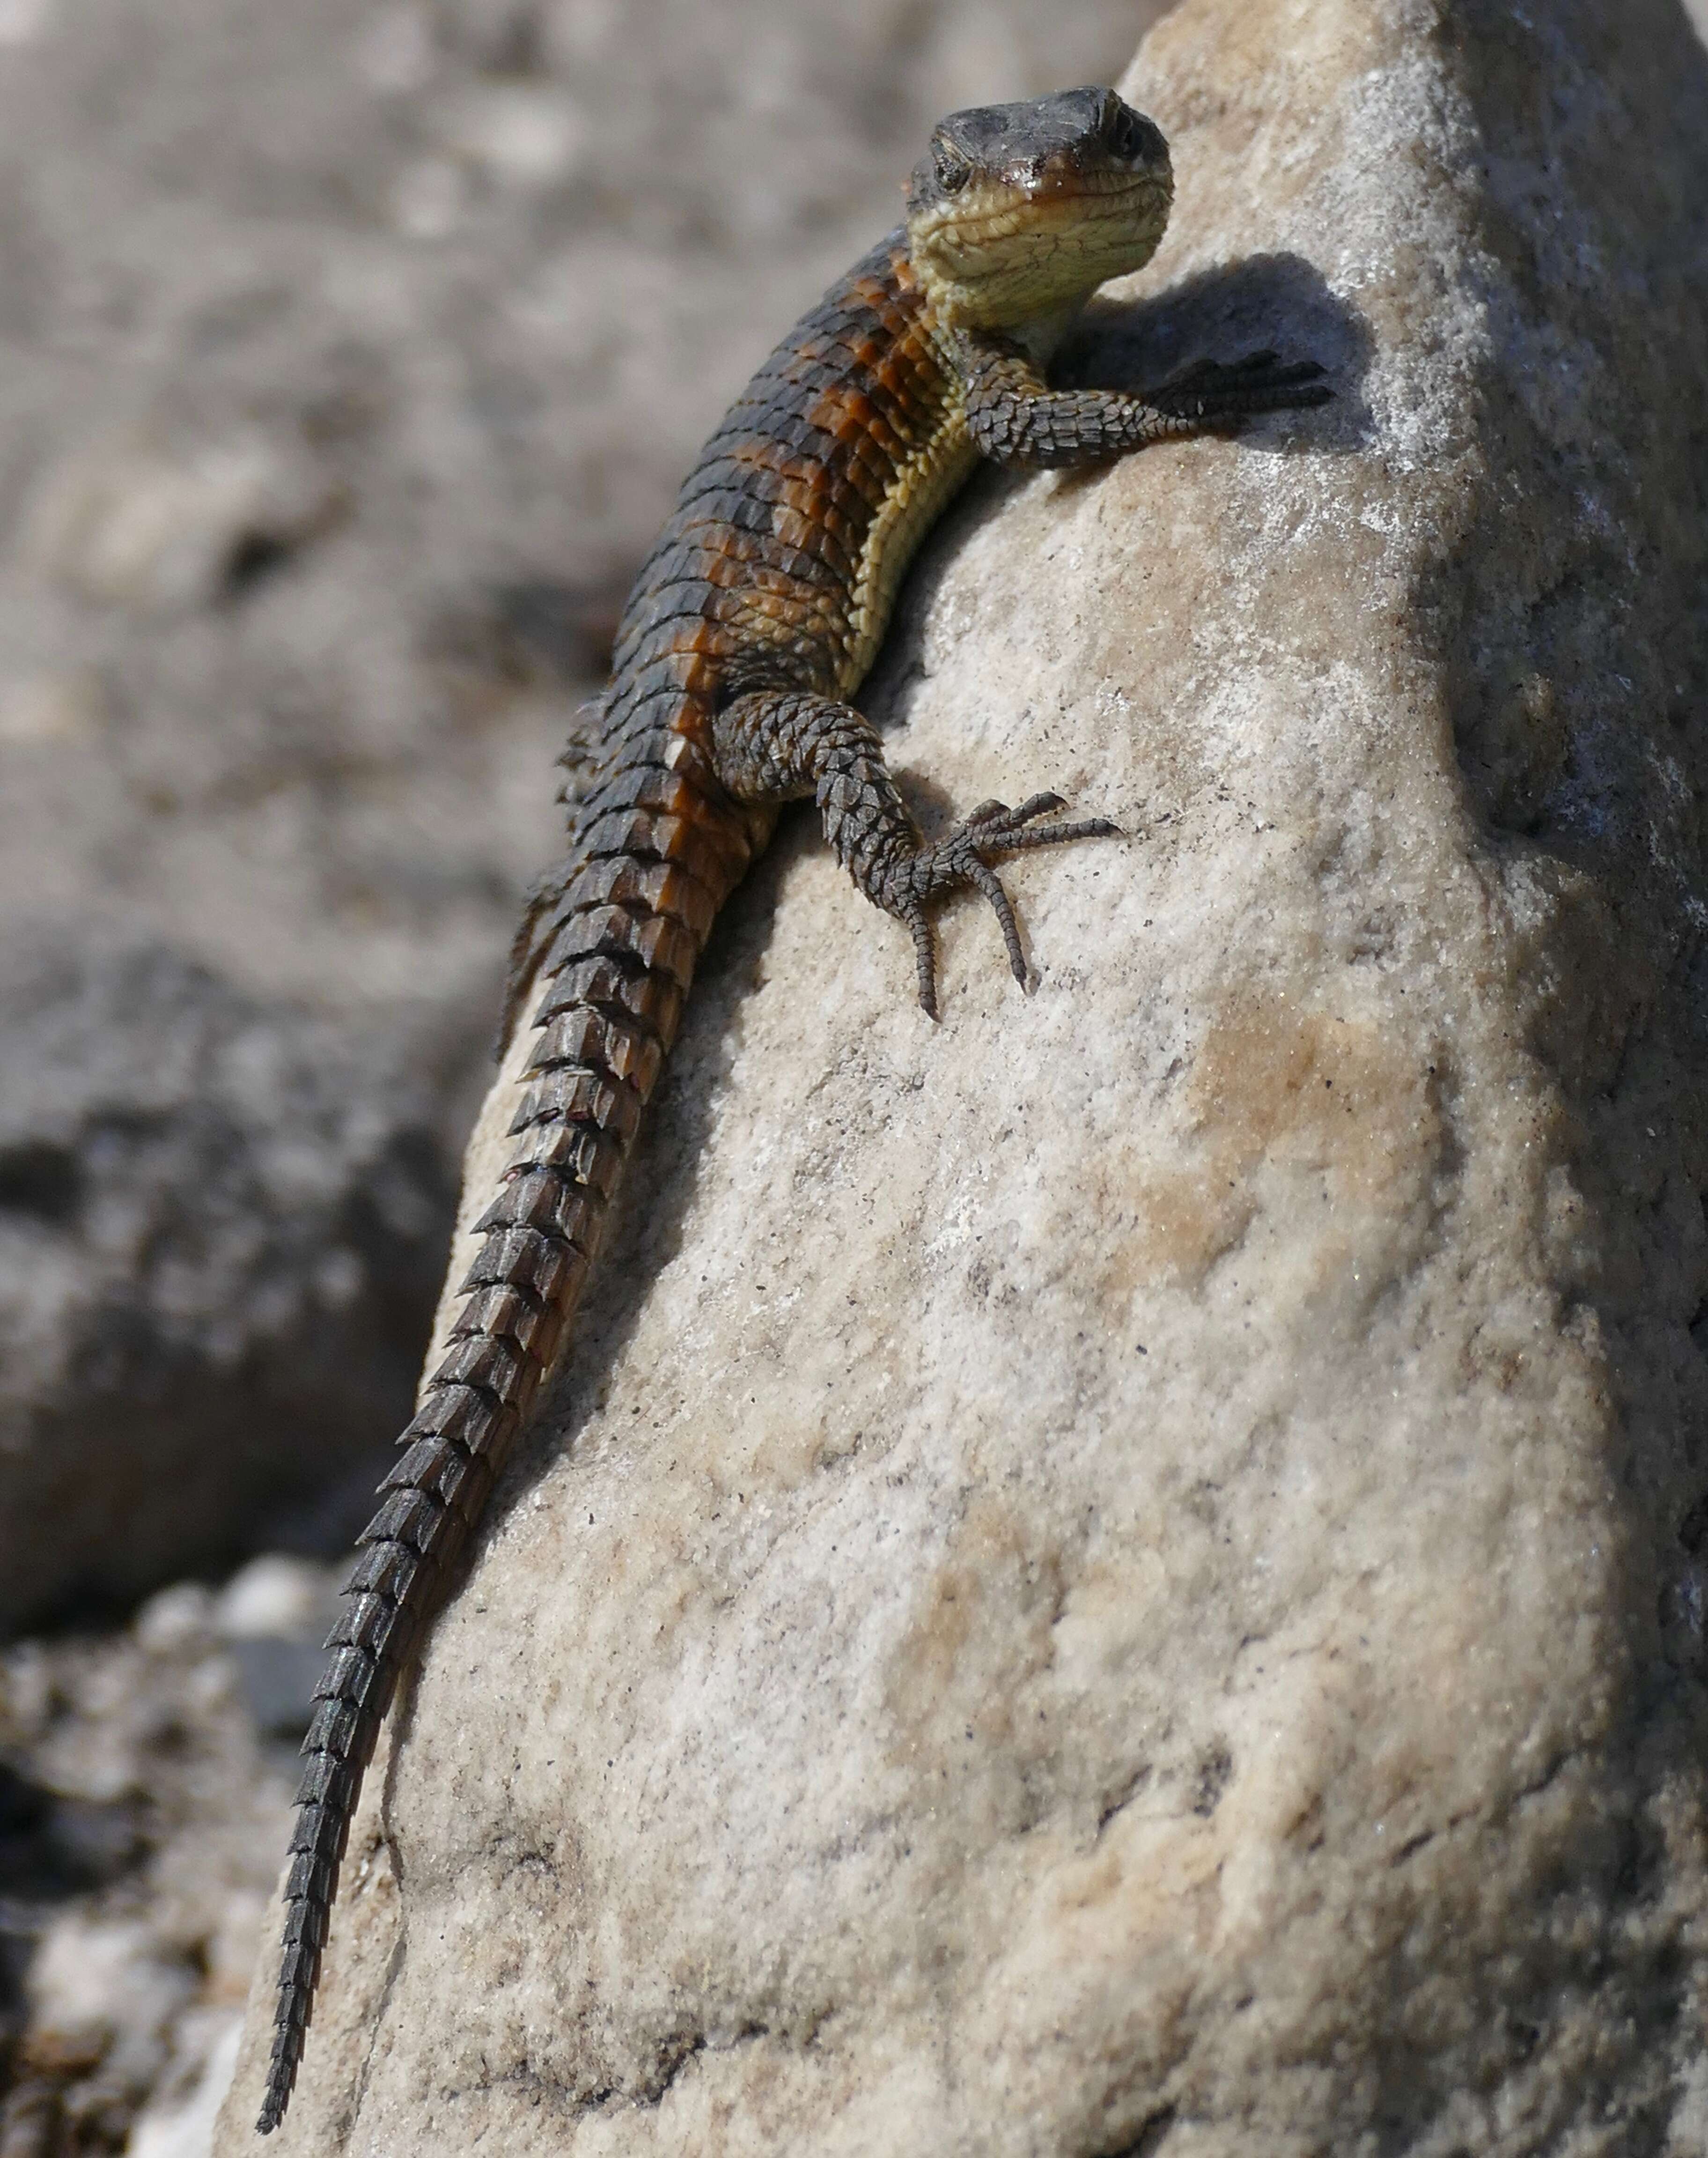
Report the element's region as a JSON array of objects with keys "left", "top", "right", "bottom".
[
  {"left": 1093, "top": 2106, "right": 1178, "bottom": 2158},
  {"left": 1190, "top": 1743, "right": 1232, "bottom": 1819}
]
